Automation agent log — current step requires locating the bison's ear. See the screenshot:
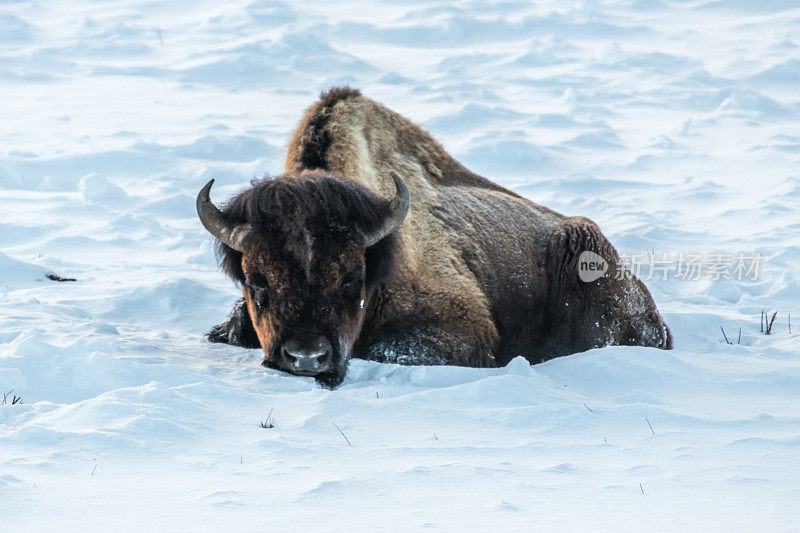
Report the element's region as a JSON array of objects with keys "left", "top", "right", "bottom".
[
  {"left": 362, "top": 172, "right": 409, "bottom": 247},
  {"left": 364, "top": 230, "right": 401, "bottom": 292}
]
